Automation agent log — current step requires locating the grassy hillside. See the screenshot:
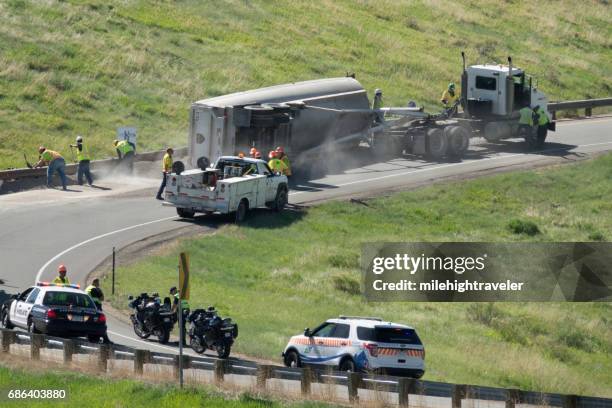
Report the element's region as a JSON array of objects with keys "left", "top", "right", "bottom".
[
  {"left": 1, "top": 0, "right": 611, "bottom": 169},
  {"left": 103, "top": 153, "right": 612, "bottom": 397},
  {"left": 0, "top": 363, "right": 332, "bottom": 408}
]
